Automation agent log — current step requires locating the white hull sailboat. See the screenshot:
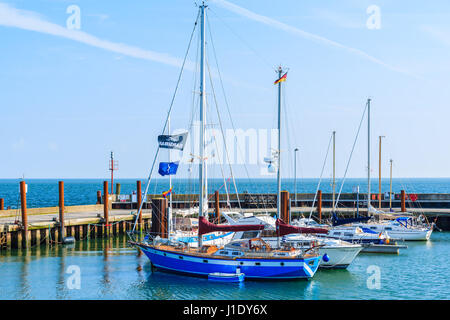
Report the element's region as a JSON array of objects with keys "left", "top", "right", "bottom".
[{"left": 222, "top": 212, "right": 362, "bottom": 268}]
